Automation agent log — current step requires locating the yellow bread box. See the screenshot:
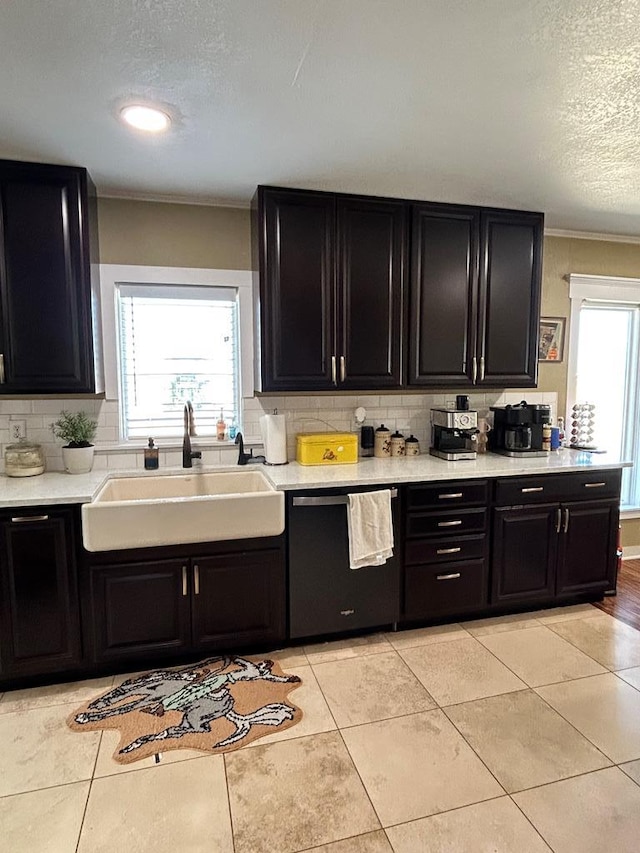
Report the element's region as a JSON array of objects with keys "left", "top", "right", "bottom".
[{"left": 296, "top": 432, "right": 358, "bottom": 465}]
